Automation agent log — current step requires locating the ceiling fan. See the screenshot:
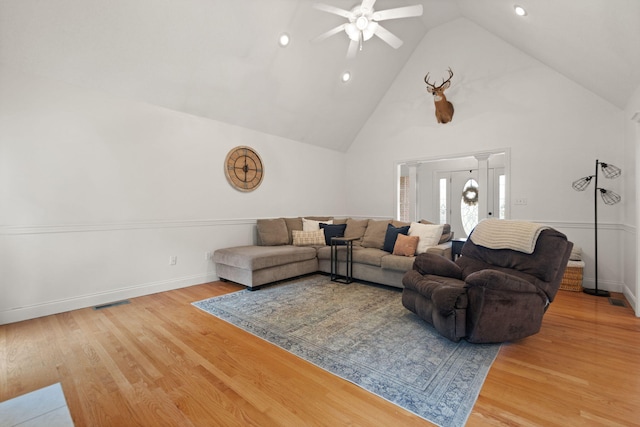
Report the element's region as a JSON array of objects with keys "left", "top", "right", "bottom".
[{"left": 313, "top": 0, "right": 423, "bottom": 58}]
